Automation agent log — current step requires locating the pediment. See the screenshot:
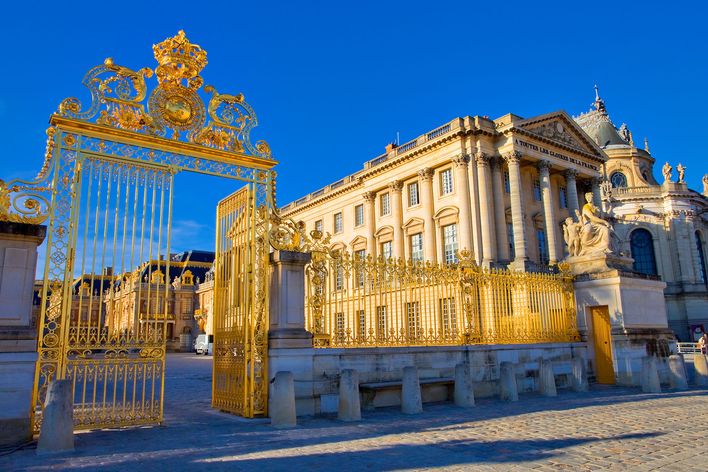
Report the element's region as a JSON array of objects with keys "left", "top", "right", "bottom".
[{"left": 518, "top": 112, "right": 603, "bottom": 157}]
